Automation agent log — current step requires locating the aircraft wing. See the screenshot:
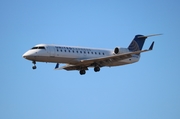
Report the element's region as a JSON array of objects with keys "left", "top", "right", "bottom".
[{"left": 55, "top": 48, "right": 152, "bottom": 71}]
